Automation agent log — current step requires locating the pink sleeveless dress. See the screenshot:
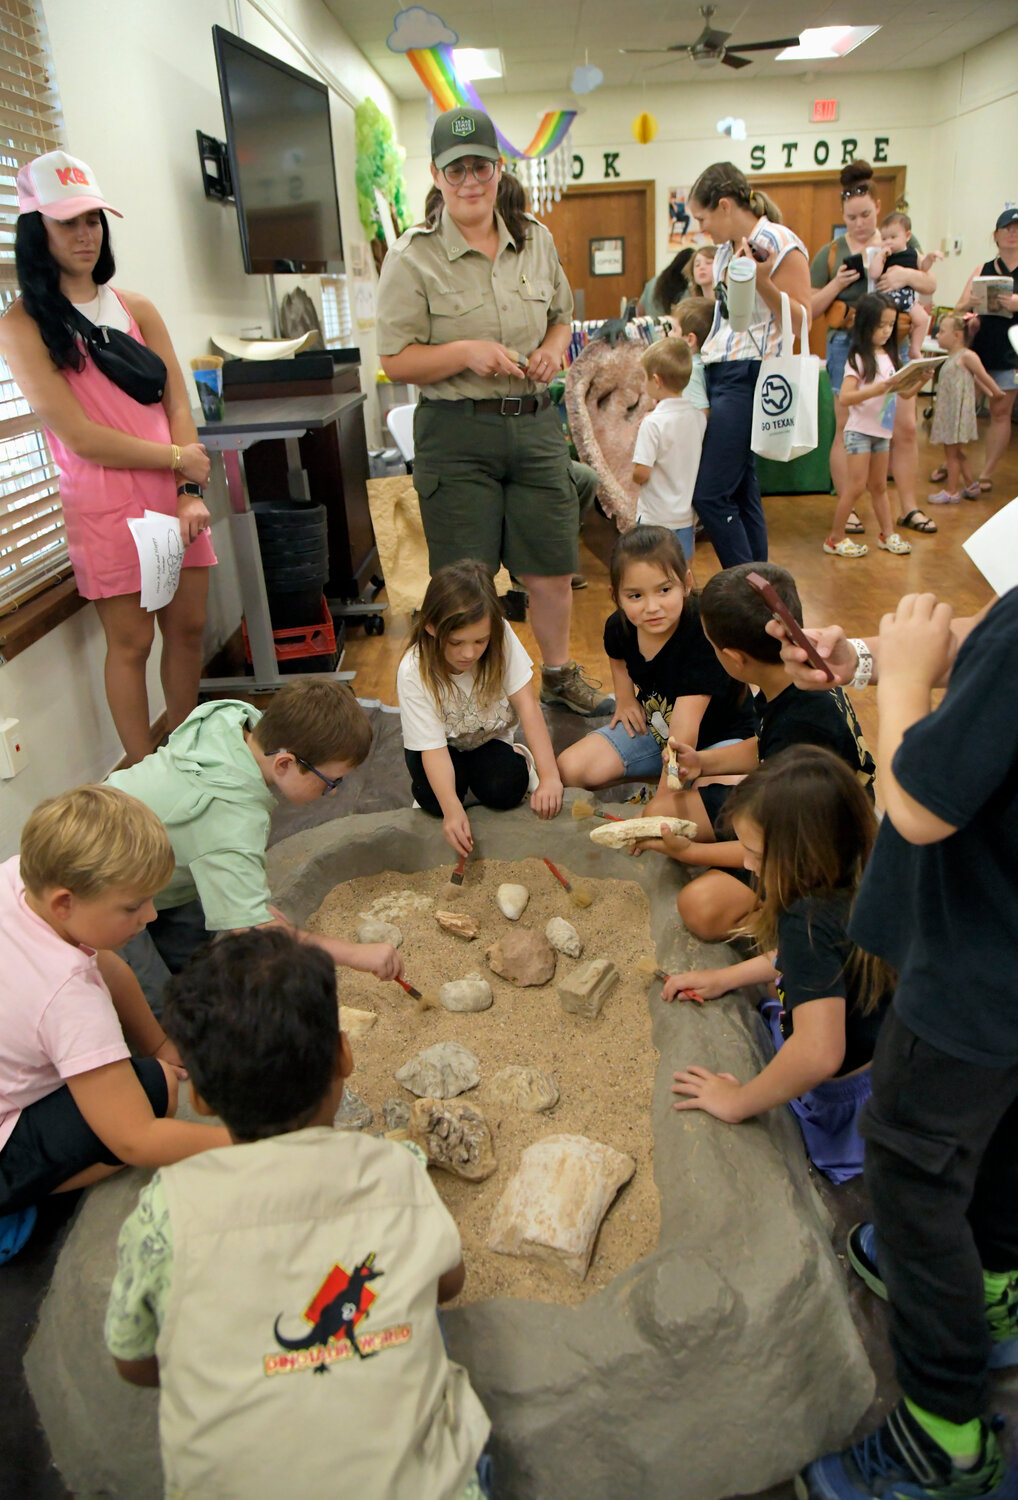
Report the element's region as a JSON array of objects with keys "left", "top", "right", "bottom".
[{"left": 44, "top": 290, "right": 217, "bottom": 600}]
